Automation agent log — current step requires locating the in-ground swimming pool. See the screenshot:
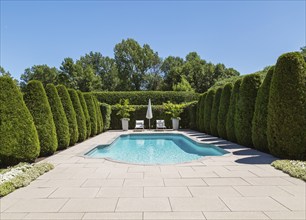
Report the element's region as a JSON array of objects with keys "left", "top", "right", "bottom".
[{"left": 86, "top": 133, "right": 228, "bottom": 164}]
